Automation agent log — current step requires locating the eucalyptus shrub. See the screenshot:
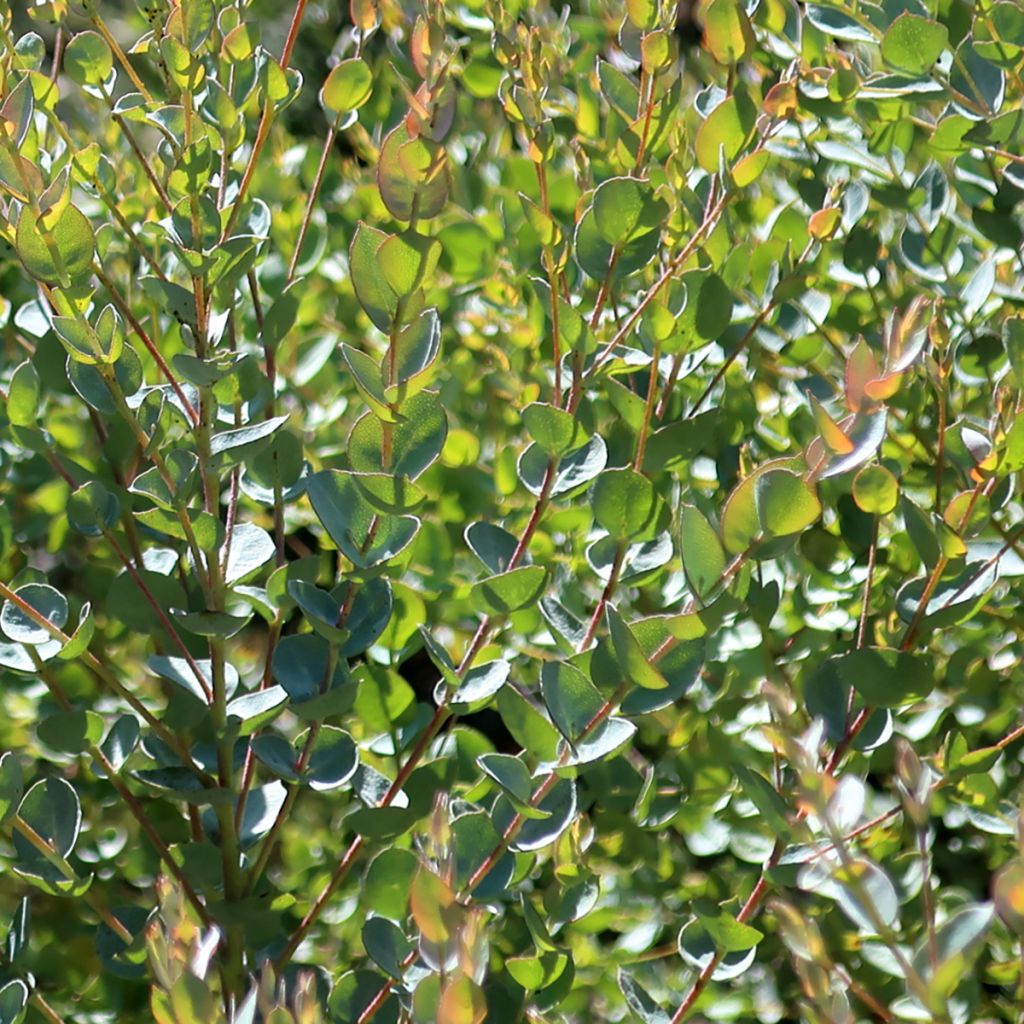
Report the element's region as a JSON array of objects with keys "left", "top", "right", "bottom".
[{"left": 1, "top": 0, "right": 1024, "bottom": 1020}]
